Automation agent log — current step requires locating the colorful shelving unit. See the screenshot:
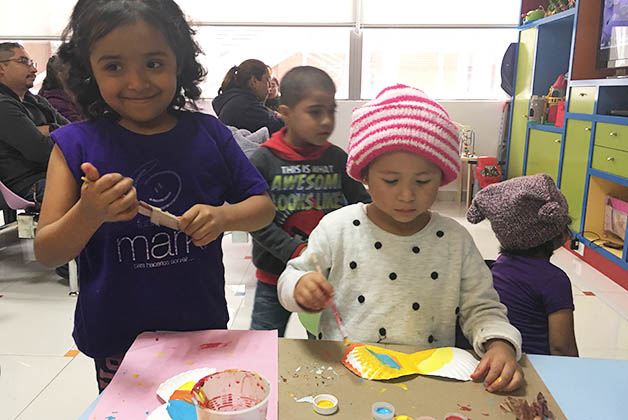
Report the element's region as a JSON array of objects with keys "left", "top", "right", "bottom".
[{"left": 506, "top": 0, "right": 628, "bottom": 289}]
